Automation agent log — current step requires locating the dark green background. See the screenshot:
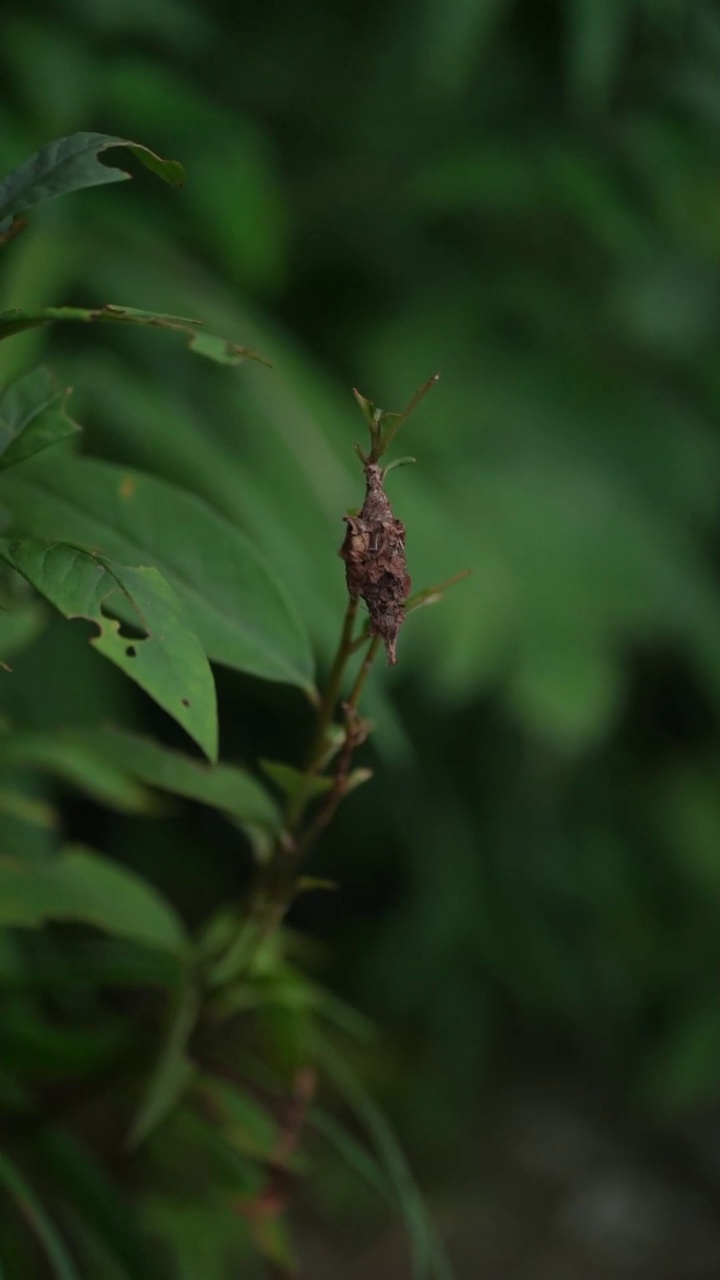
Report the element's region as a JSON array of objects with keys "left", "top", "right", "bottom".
[{"left": 4, "top": 1, "right": 720, "bottom": 1275}]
